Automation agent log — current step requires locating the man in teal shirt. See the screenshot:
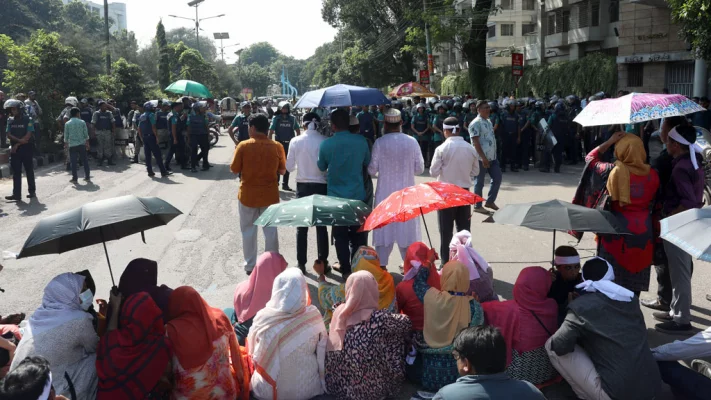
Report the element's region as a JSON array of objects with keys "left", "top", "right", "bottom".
[
  {"left": 317, "top": 109, "right": 370, "bottom": 278},
  {"left": 64, "top": 107, "right": 91, "bottom": 183}
]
